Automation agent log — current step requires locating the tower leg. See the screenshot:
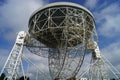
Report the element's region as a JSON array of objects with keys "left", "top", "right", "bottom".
[
  {"left": 0, "top": 31, "right": 26, "bottom": 80},
  {"left": 88, "top": 58, "right": 109, "bottom": 80},
  {"left": 87, "top": 41, "right": 109, "bottom": 80}
]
